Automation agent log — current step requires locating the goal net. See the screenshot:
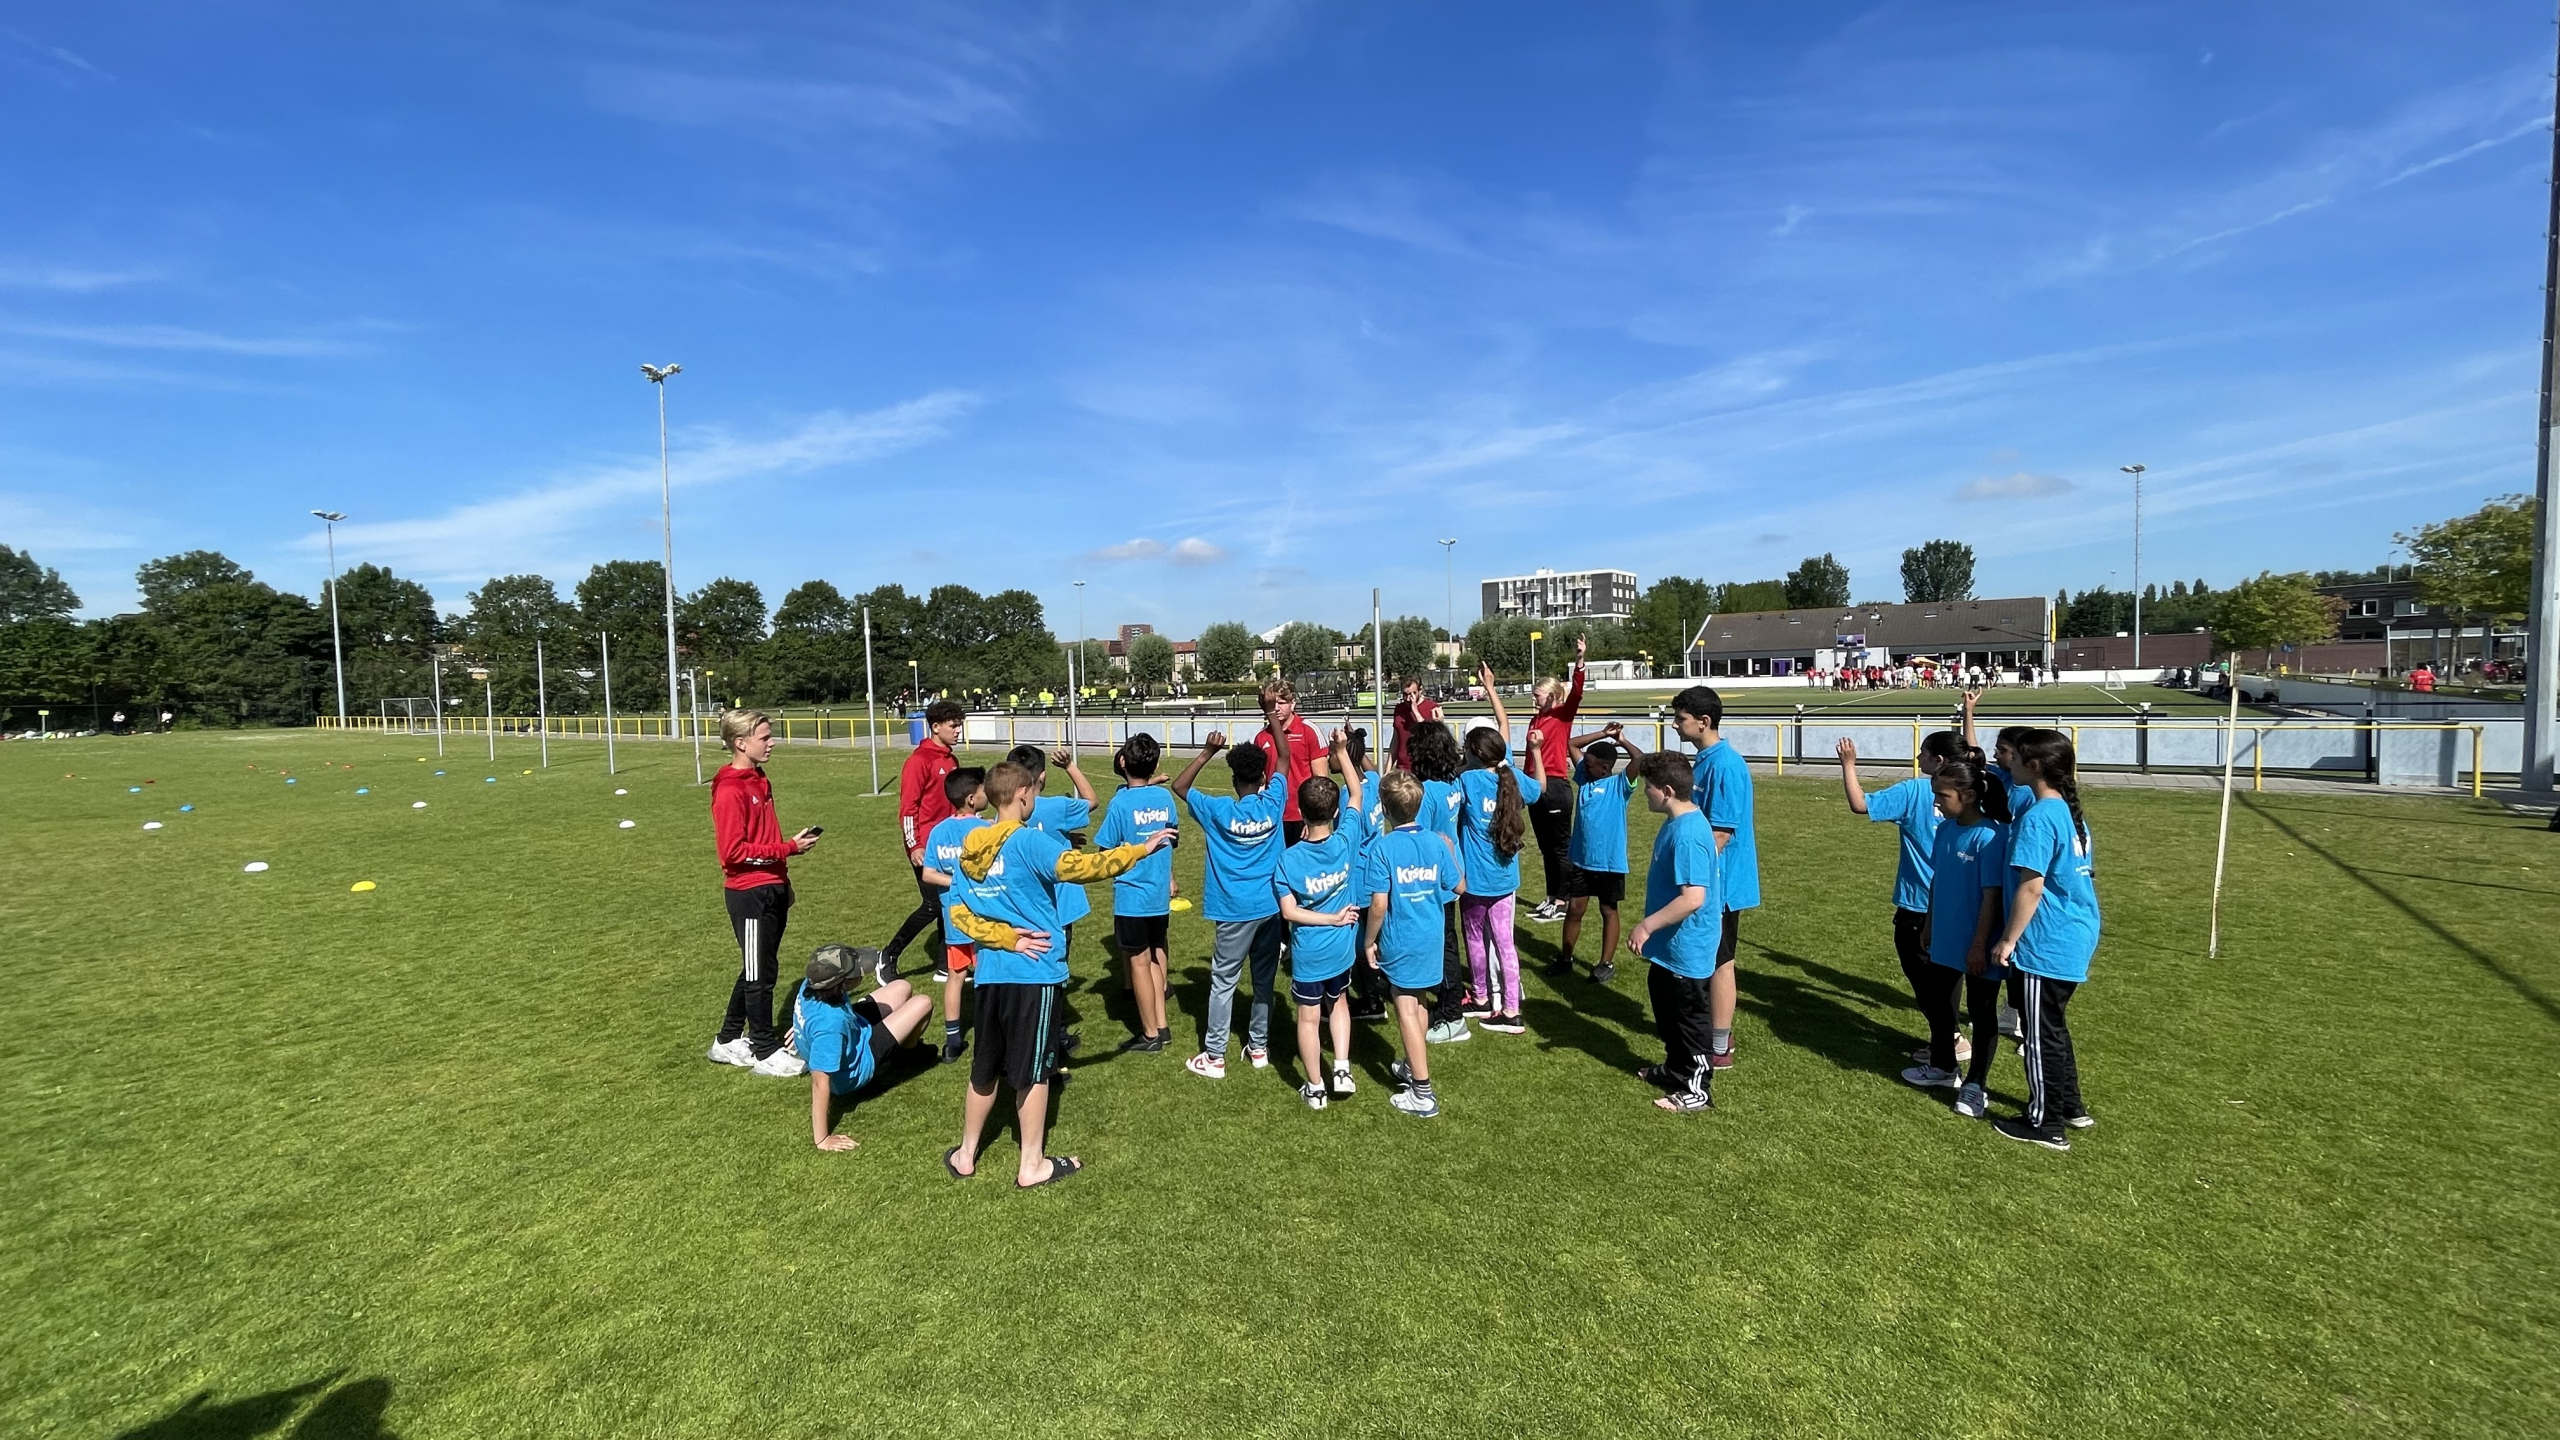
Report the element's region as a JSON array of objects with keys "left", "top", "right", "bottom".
[{"left": 2101, "top": 670, "right": 2127, "bottom": 691}]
